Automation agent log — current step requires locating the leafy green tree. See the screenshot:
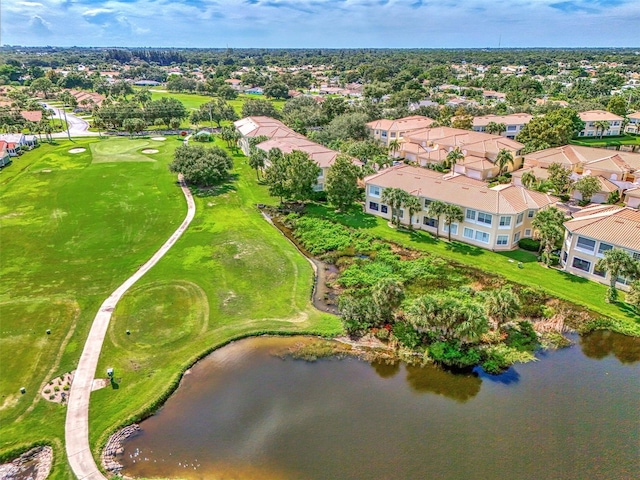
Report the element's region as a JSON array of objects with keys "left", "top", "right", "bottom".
[
  {"left": 516, "top": 109, "right": 584, "bottom": 150},
  {"left": 169, "top": 144, "right": 234, "bottom": 187},
  {"left": 321, "top": 113, "right": 371, "bottom": 144},
  {"left": 548, "top": 162, "right": 574, "bottom": 195},
  {"left": 451, "top": 115, "right": 473, "bottom": 130},
  {"left": 481, "top": 287, "right": 521, "bottom": 329},
  {"left": 443, "top": 204, "right": 464, "bottom": 241},
  {"left": 263, "top": 148, "right": 288, "bottom": 203},
  {"left": 198, "top": 98, "right": 238, "bottom": 127},
  {"left": 532, "top": 206, "right": 566, "bottom": 266},
  {"left": 145, "top": 97, "right": 187, "bottom": 128},
  {"left": 241, "top": 98, "right": 279, "bottom": 118},
  {"left": 263, "top": 82, "right": 290, "bottom": 99},
  {"left": 321, "top": 96, "right": 348, "bottom": 122},
  {"left": 595, "top": 249, "right": 640, "bottom": 303},
  {"left": 264, "top": 149, "right": 320, "bottom": 203},
  {"left": 30, "top": 77, "right": 55, "bottom": 98},
  {"left": 426, "top": 200, "right": 448, "bottom": 238},
  {"left": 169, "top": 118, "right": 181, "bottom": 130},
  {"left": 123, "top": 117, "right": 146, "bottom": 137},
  {"left": 626, "top": 281, "right": 640, "bottom": 311},
  {"left": 607, "top": 95, "right": 628, "bottom": 117},
  {"left": 573, "top": 176, "right": 601, "bottom": 204},
  {"left": 325, "top": 154, "right": 361, "bottom": 212},
  {"left": 495, "top": 148, "right": 515, "bottom": 175},
  {"left": 219, "top": 125, "right": 241, "bottom": 149},
  {"left": 485, "top": 122, "right": 507, "bottom": 135},
  {"left": 606, "top": 190, "right": 621, "bottom": 205}
]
